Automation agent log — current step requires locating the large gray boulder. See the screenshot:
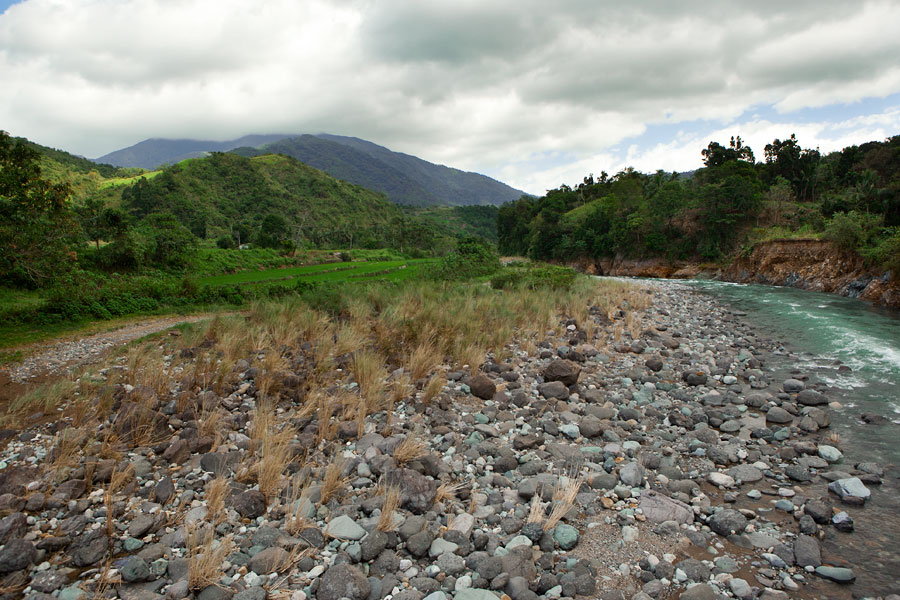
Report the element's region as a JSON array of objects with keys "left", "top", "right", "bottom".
[
  {"left": 828, "top": 477, "right": 871, "bottom": 502},
  {"left": 707, "top": 509, "right": 748, "bottom": 537},
  {"left": 318, "top": 563, "right": 371, "bottom": 600}
]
